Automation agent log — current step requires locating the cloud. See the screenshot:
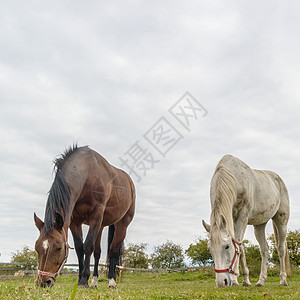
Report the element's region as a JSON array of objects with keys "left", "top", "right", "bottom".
[{"left": 0, "top": 1, "right": 299, "bottom": 263}]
